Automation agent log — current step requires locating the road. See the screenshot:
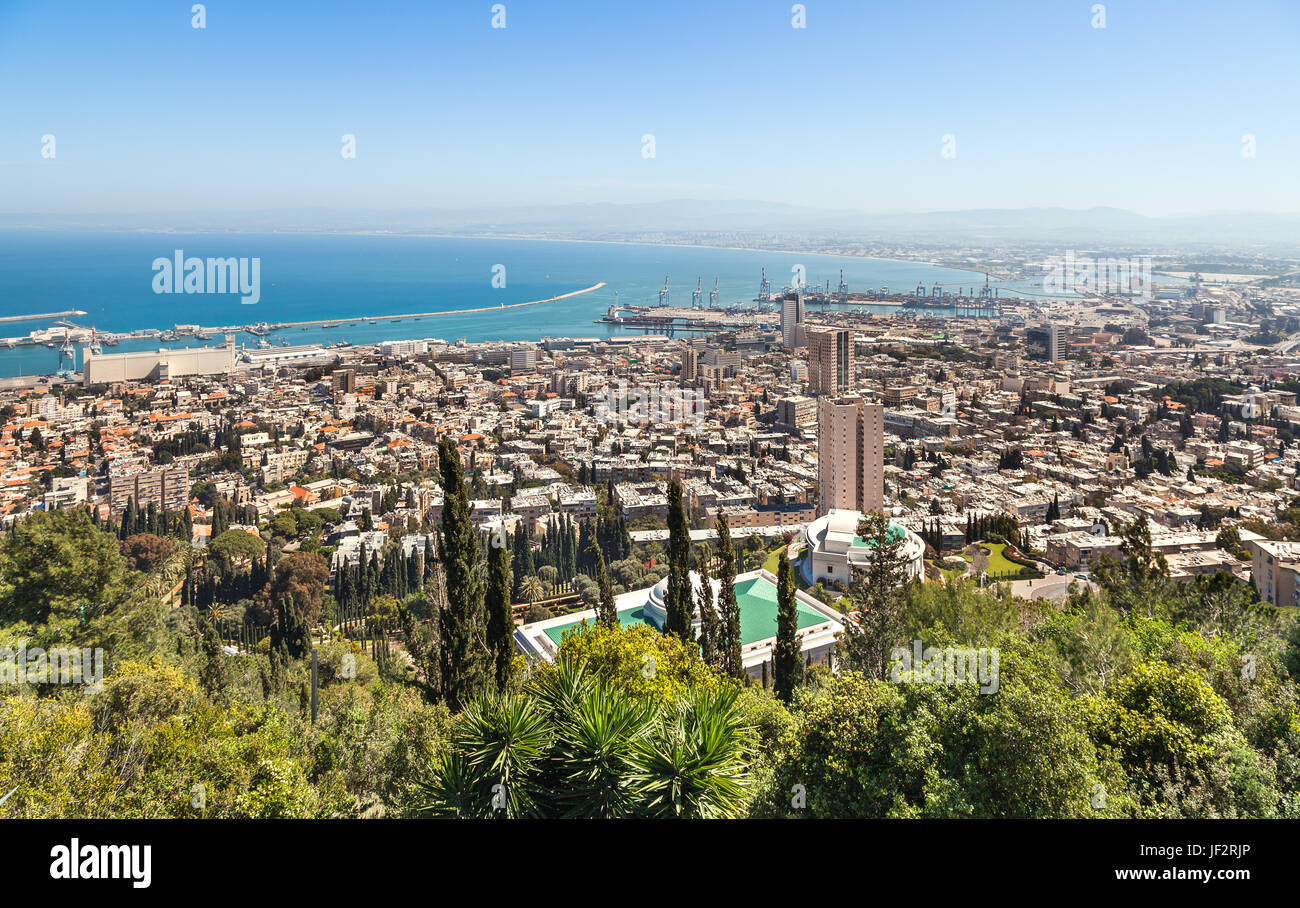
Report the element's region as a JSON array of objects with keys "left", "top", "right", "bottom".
[{"left": 1009, "top": 574, "right": 1091, "bottom": 602}]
